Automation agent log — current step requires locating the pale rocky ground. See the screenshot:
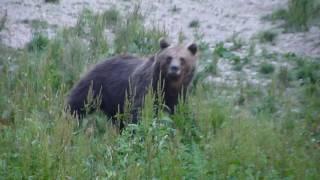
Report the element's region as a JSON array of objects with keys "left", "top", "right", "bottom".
[{"left": 0, "top": 0, "right": 319, "bottom": 87}]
